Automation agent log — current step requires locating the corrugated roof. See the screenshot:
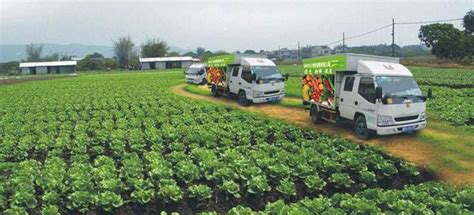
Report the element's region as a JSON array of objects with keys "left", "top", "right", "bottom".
[
  {"left": 19, "top": 61, "right": 77, "bottom": 68},
  {"left": 139, "top": 56, "right": 194, "bottom": 63}
]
